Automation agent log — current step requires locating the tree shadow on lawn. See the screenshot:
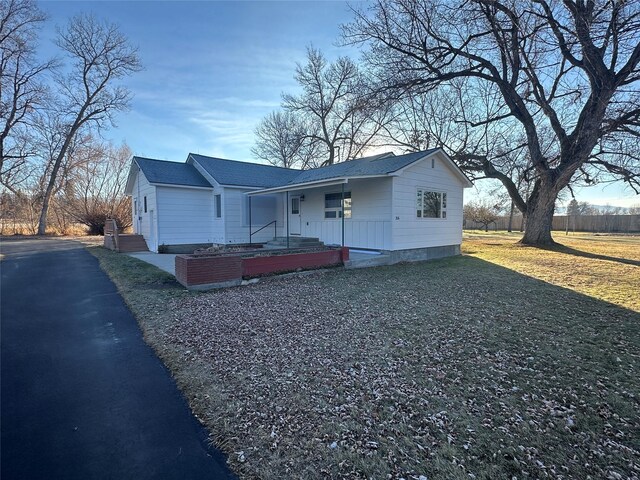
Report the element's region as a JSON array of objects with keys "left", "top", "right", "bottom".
[
  {"left": 134, "top": 253, "right": 640, "bottom": 480},
  {"left": 541, "top": 242, "right": 640, "bottom": 267},
  {"left": 316, "top": 256, "right": 640, "bottom": 479},
  {"left": 91, "top": 246, "right": 640, "bottom": 480}
]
